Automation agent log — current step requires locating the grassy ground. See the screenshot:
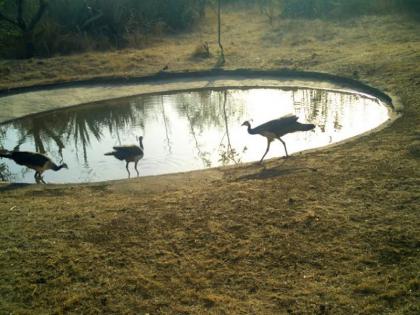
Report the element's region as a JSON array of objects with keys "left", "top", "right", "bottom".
[{"left": 1, "top": 7, "right": 419, "bottom": 315}]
